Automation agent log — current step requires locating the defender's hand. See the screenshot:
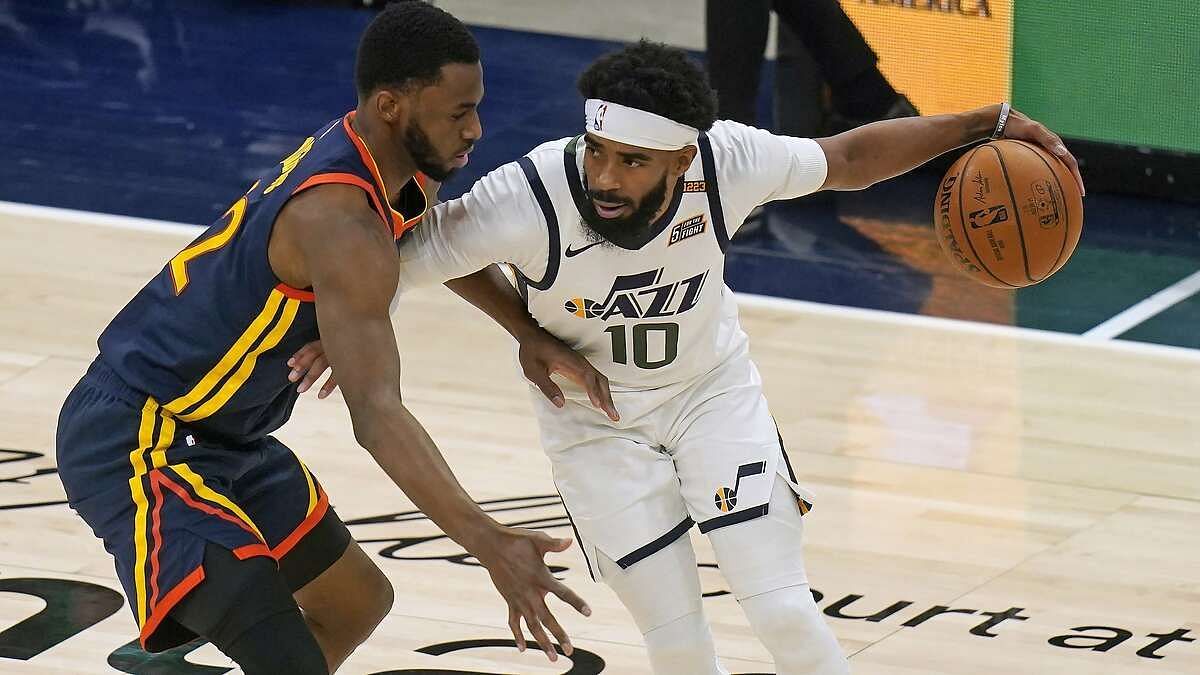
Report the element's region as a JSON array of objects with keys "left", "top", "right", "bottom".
[
  {"left": 519, "top": 330, "right": 619, "bottom": 421},
  {"left": 997, "top": 108, "right": 1086, "bottom": 197},
  {"left": 472, "top": 527, "right": 592, "bottom": 662},
  {"left": 287, "top": 341, "right": 338, "bottom": 398}
]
